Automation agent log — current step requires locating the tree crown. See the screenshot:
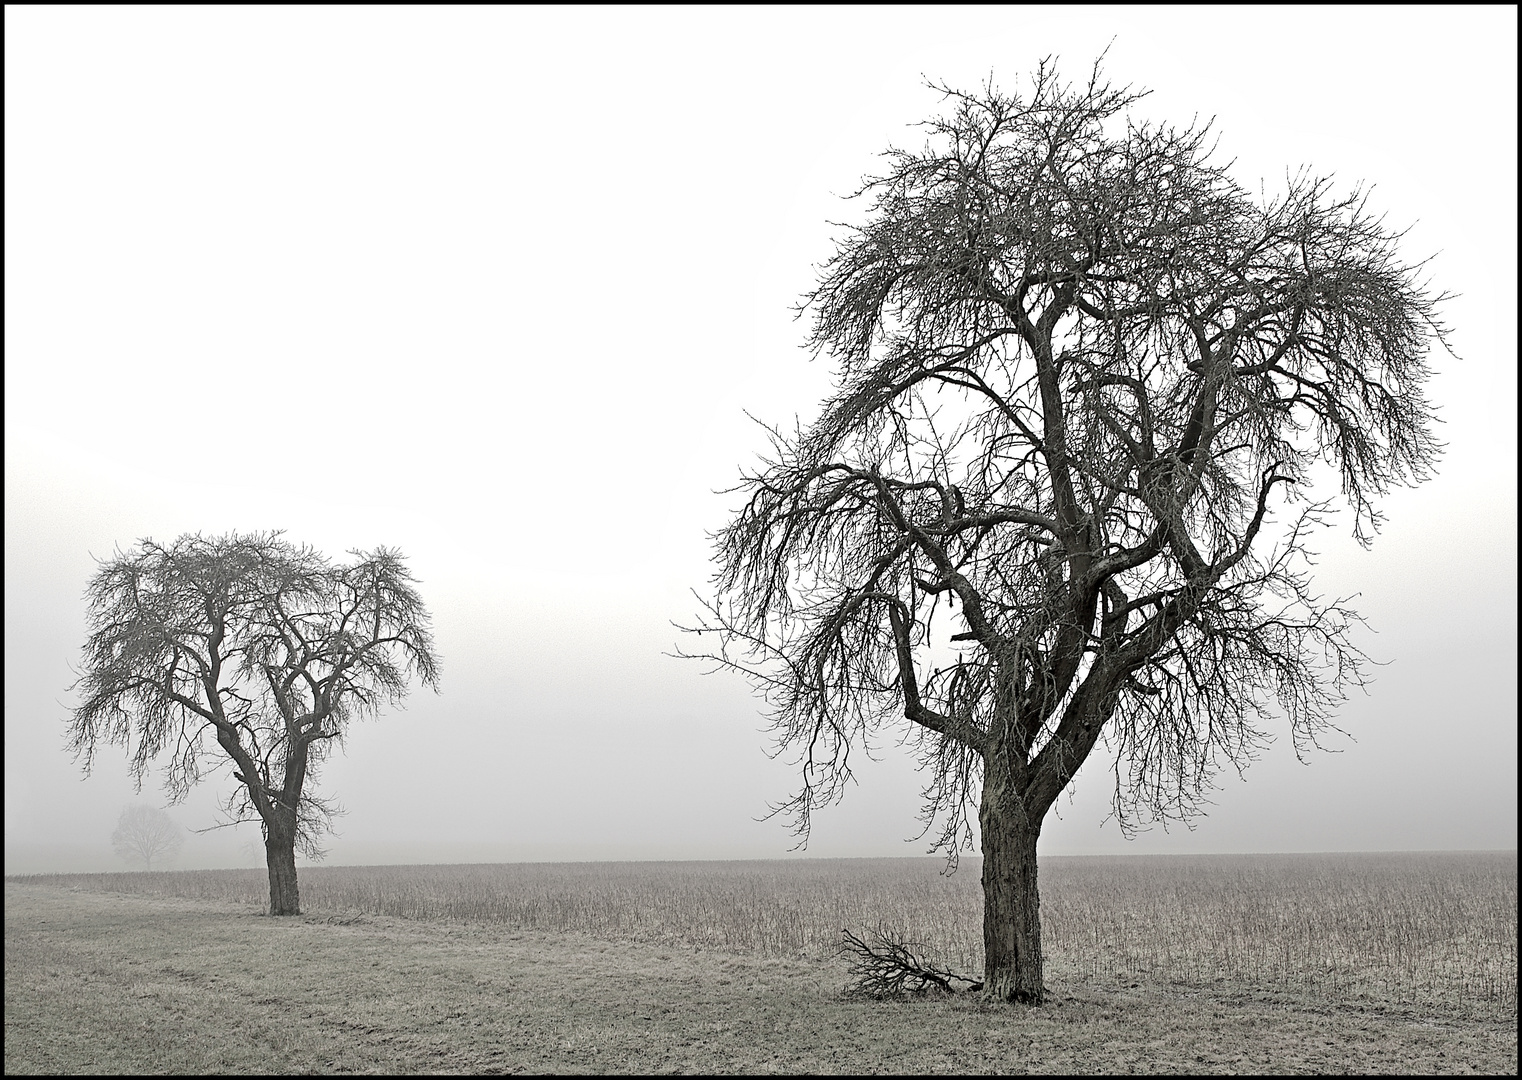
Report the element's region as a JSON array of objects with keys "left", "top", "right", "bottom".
[
  {"left": 69, "top": 530, "right": 440, "bottom": 855},
  {"left": 684, "top": 61, "right": 1450, "bottom": 855}
]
